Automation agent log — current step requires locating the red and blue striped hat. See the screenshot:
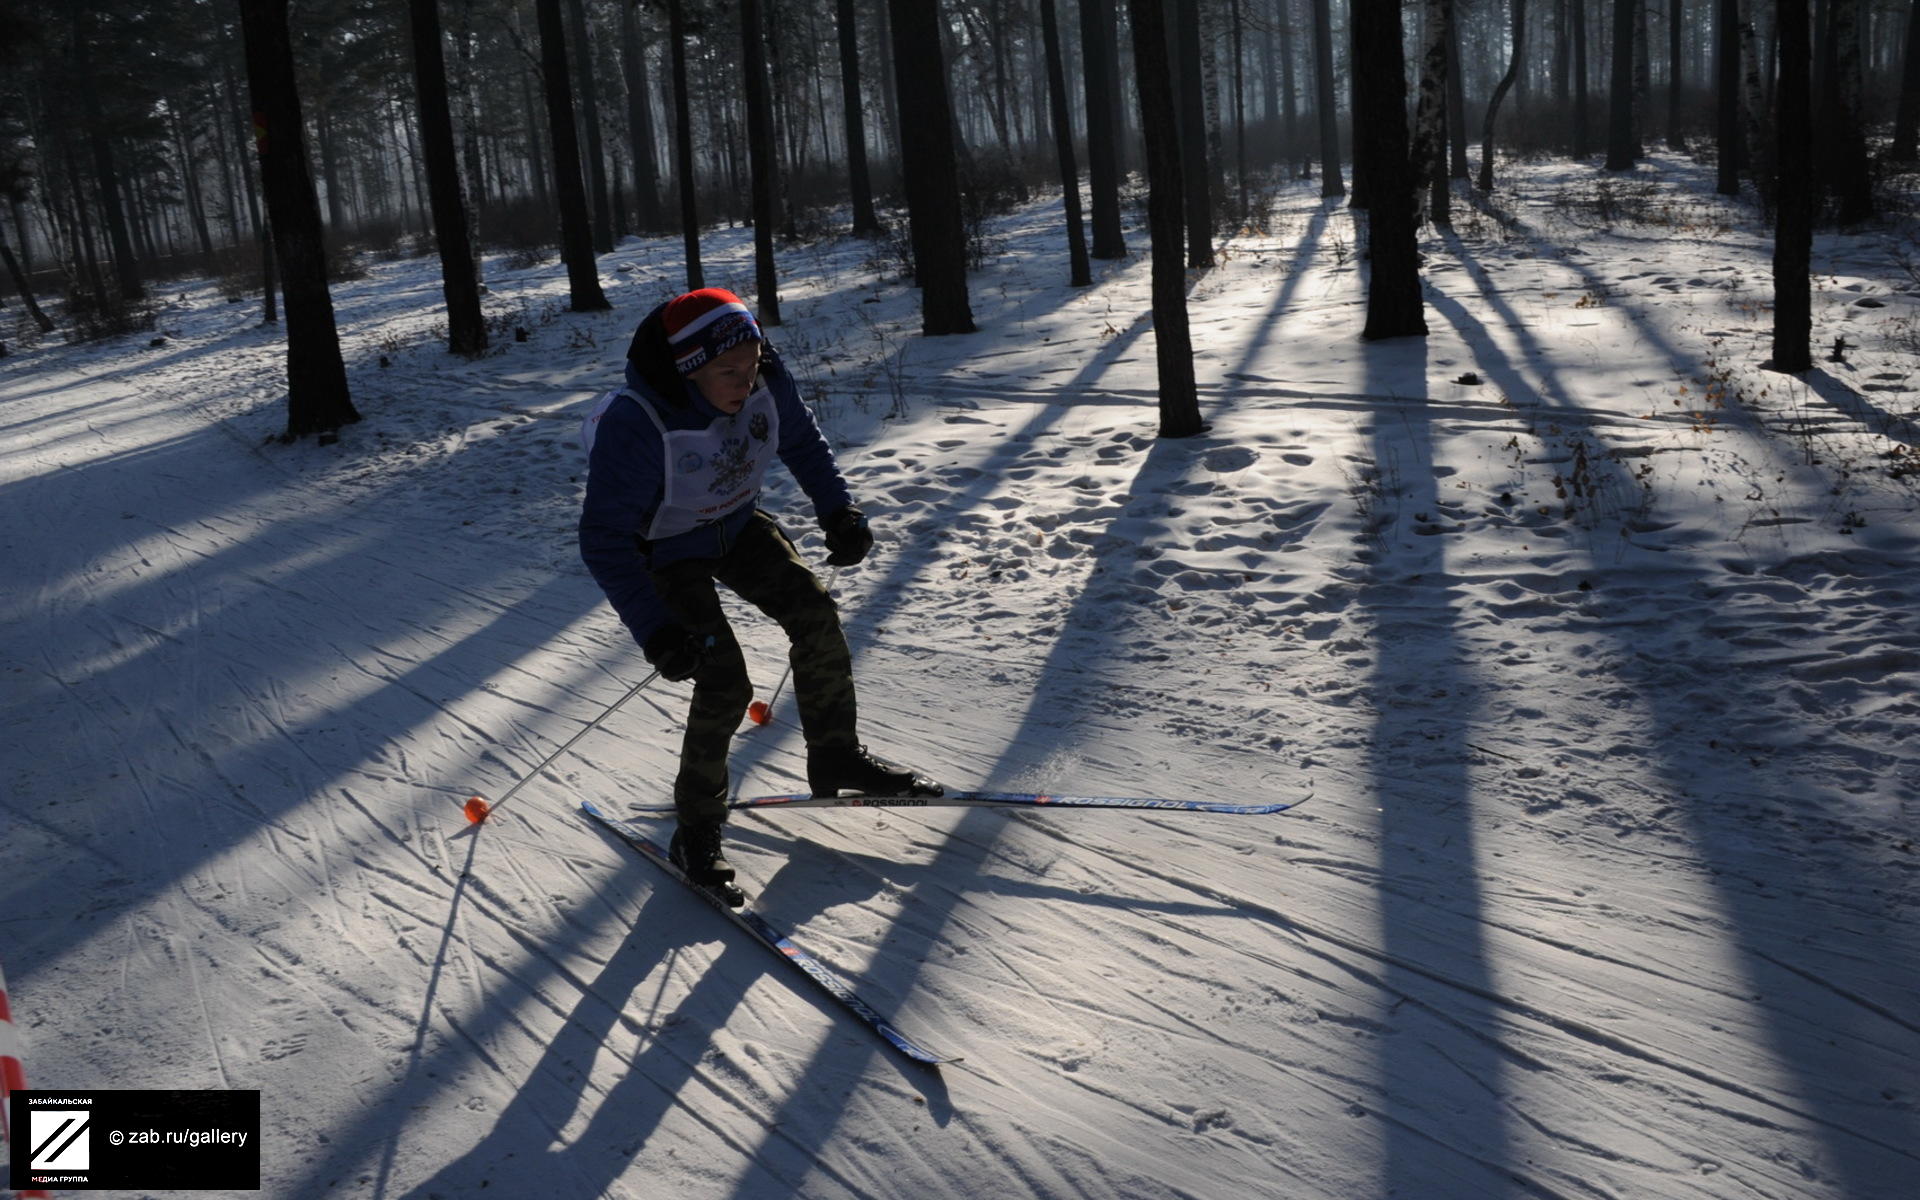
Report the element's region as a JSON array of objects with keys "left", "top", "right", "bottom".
[{"left": 664, "top": 288, "right": 762, "bottom": 376}]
